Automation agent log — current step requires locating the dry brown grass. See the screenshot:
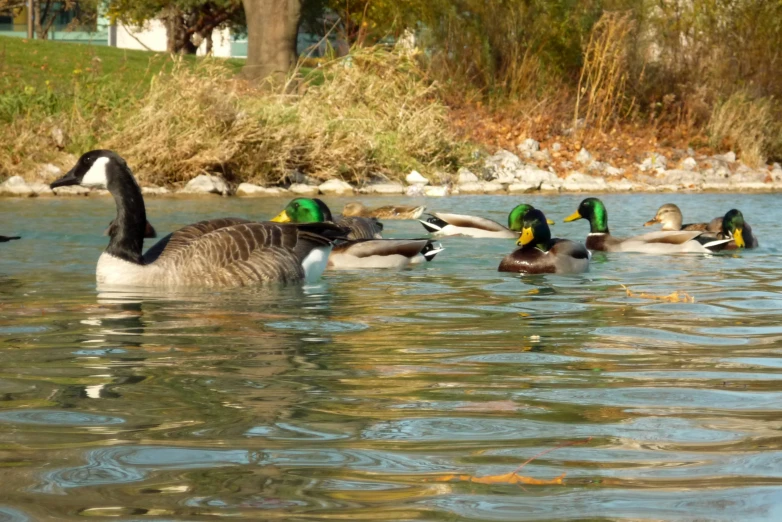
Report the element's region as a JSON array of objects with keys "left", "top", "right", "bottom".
[
  {"left": 707, "top": 91, "right": 777, "bottom": 168},
  {"left": 574, "top": 12, "right": 635, "bottom": 134},
  {"left": 105, "top": 48, "right": 474, "bottom": 187}
]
